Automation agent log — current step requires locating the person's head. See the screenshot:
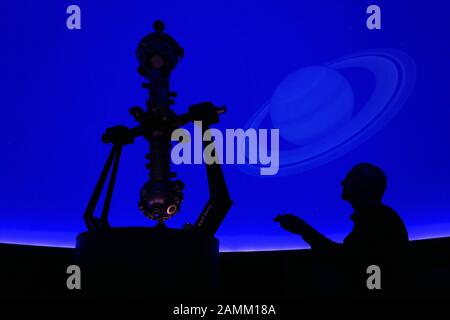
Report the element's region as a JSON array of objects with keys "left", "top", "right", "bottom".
[{"left": 341, "top": 163, "right": 387, "bottom": 206}]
